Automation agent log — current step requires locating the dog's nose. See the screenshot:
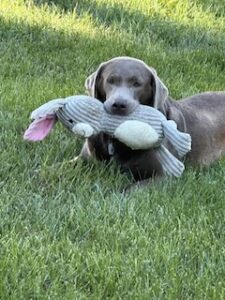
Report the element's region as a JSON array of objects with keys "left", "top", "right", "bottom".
[{"left": 111, "top": 99, "right": 128, "bottom": 115}]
